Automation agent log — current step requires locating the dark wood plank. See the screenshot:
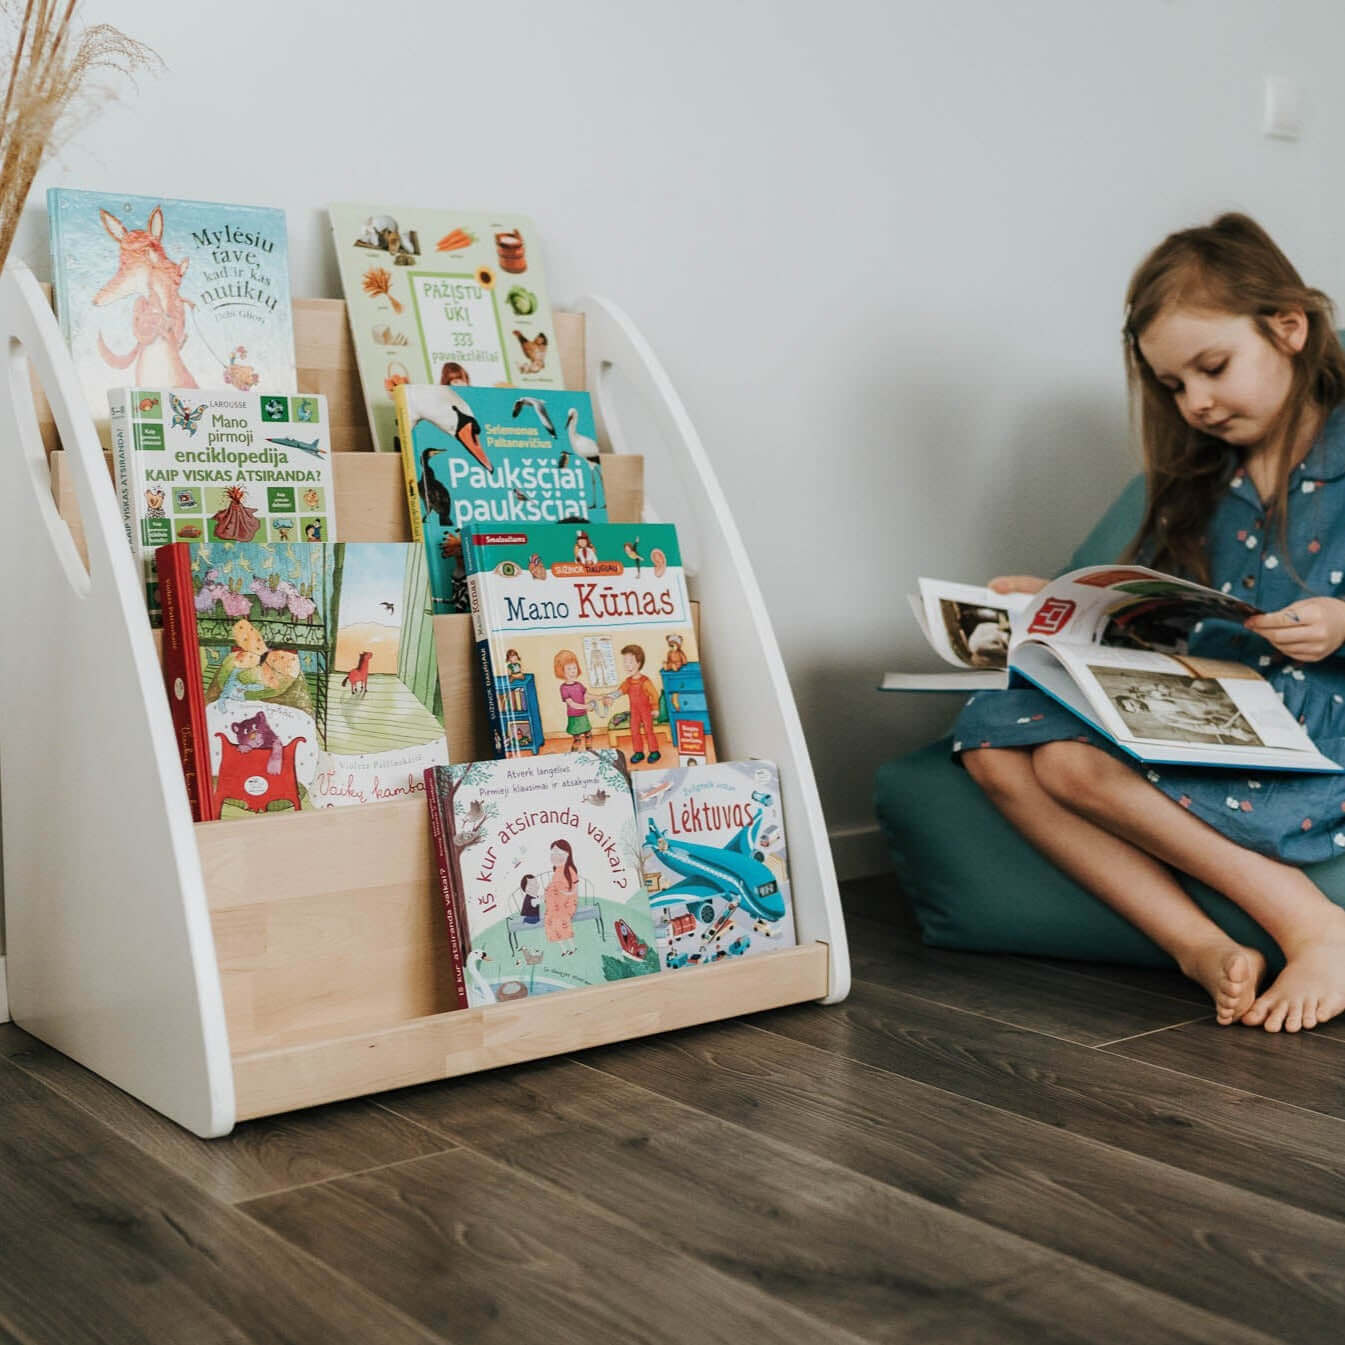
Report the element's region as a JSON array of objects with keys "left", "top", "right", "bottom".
[
  {"left": 0, "top": 1056, "right": 443, "bottom": 1345},
  {"left": 843, "top": 910, "right": 1205, "bottom": 1043},
  {"left": 1013, "top": 952, "right": 1211, "bottom": 1006},
  {"left": 0, "top": 1023, "right": 453, "bottom": 1202},
  {"left": 374, "top": 1057, "right": 1286, "bottom": 1345},
  {"left": 243, "top": 1146, "right": 873, "bottom": 1345},
  {"left": 740, "top": 980, "right": 1345, "bottom": 1222},
  {"left": 581, "top": 1009, "right": 1345, "bottom": 1344},
  {"left": 1105, "top": 1021, "right": 1345, "bottom": 1118}
]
